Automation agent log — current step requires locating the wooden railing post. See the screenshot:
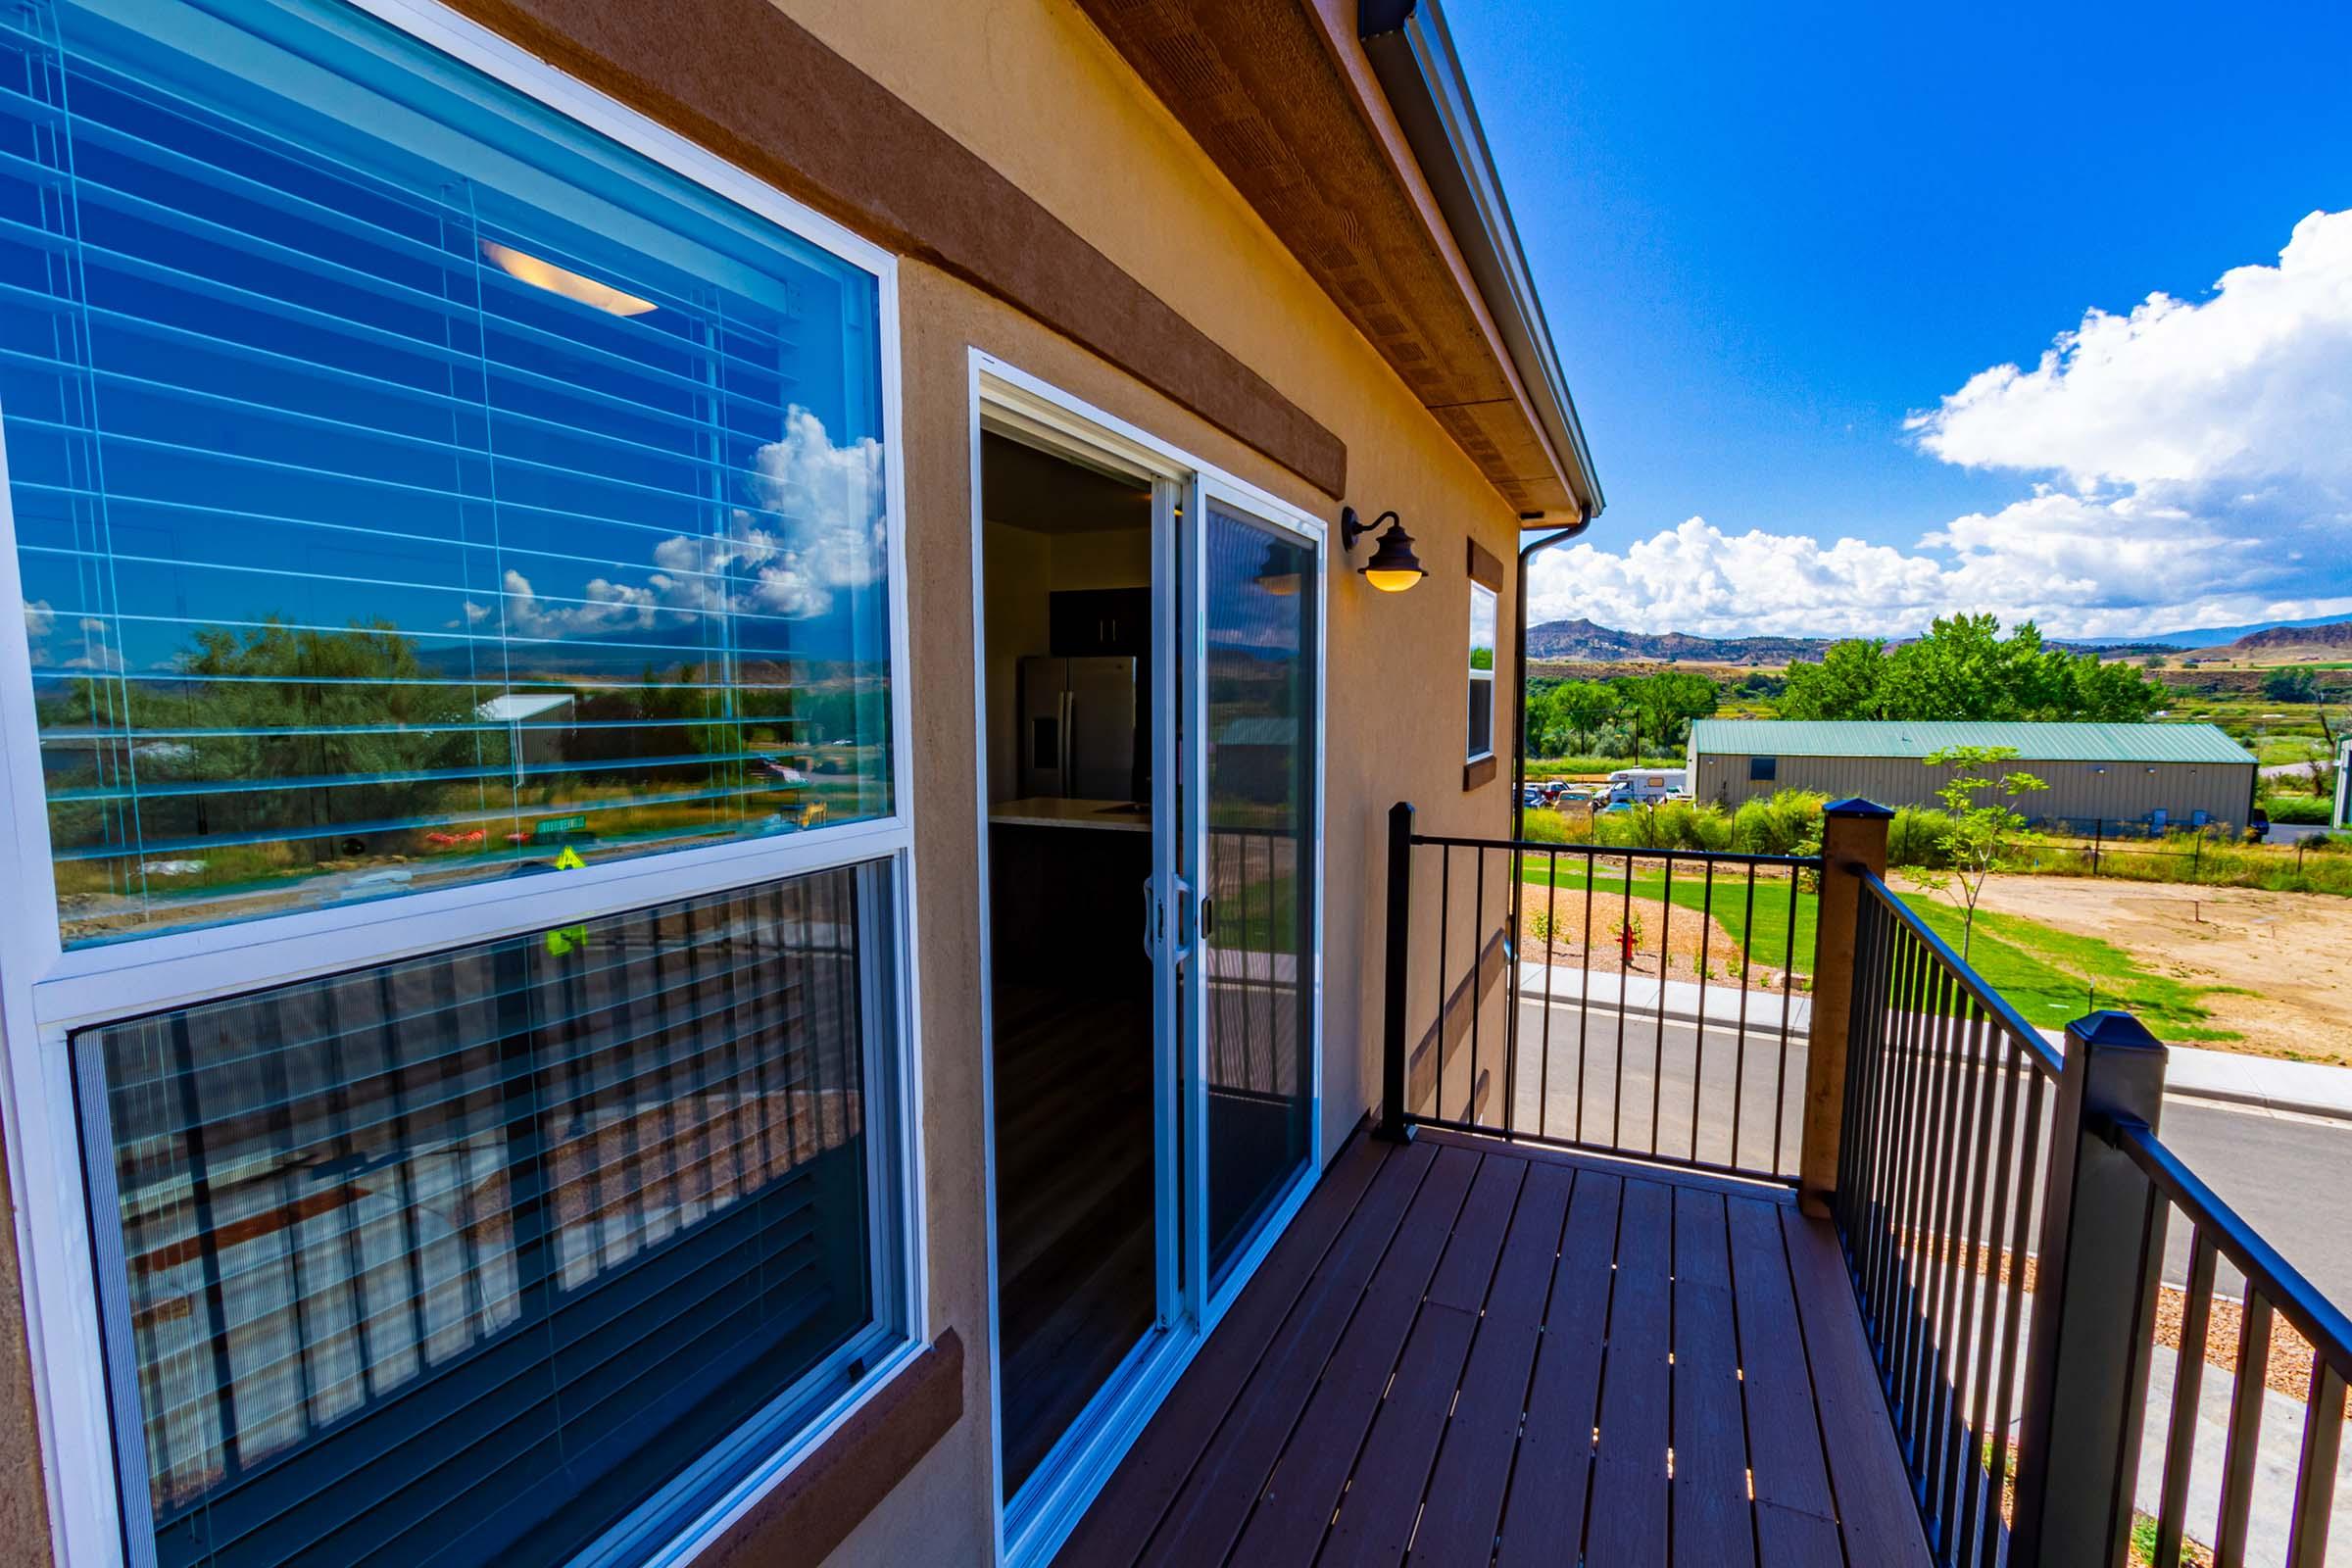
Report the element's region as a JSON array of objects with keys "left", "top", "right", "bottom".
[
  {"left": 2012, "top": 1010, "right": 2170, "bottom": 1566},
  {"left": 1798, "top": 797, "right": 1891, "bottom": 1216},
  {"left": 1376, "top": 801, "right": 1415, "bottom": 1144}
]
